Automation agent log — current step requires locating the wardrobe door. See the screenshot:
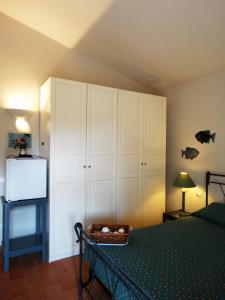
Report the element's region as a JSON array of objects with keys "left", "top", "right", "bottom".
[
  {"left": 52, "top": 79, "right": 87, "bottom": 260},
  {"left": 86, "top": 84, "right": 117, "bottom": 225},
  {"left": 141, "top": 95, "right": 166, "bottom": 226},
  {"left": 117, "top": 90, "right": 142, "bottom": 228}
]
